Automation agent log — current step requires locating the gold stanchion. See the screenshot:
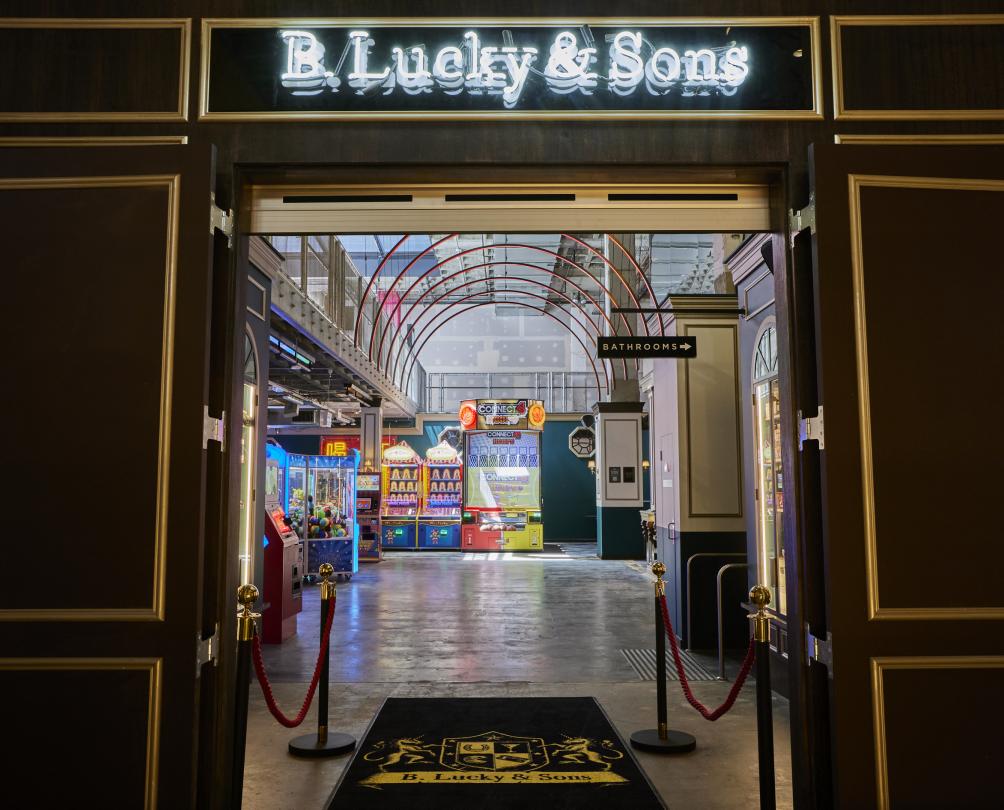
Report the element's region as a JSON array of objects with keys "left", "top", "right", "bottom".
[
  {"left": 232, "top": 584, "right": 260, "bottom": 809},
  {"left": 749, "top": 585, "right": 776, "bottom": 810},
  {"left": 289, "top": 563, "right": 356, "bottom": 757},
  {"left": 630, "top": 562, "right": 697, "bottom": 753}
]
